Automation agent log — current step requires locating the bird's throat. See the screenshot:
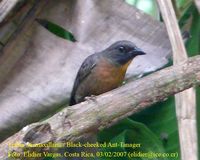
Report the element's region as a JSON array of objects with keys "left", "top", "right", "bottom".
[{"left": 119, "top": 59, "right": 133, "bottom": 72}]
